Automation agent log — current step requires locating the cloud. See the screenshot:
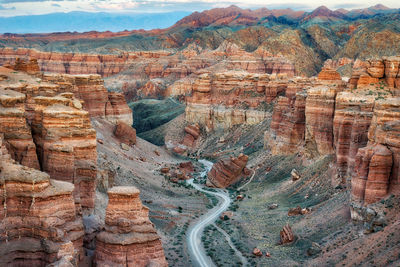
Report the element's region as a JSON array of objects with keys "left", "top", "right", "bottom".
[
  {"left": 265, "top": 3, "right": 311, "bottom": 11},
  {"left": 1, "top": 0, "right": 400, "bottom": 18},
  {"left": 333, "top": 3, "right": 364, "bottom": 9},
  {"left": 0, "top": 3, "right": 16, "bottom": 9}
]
